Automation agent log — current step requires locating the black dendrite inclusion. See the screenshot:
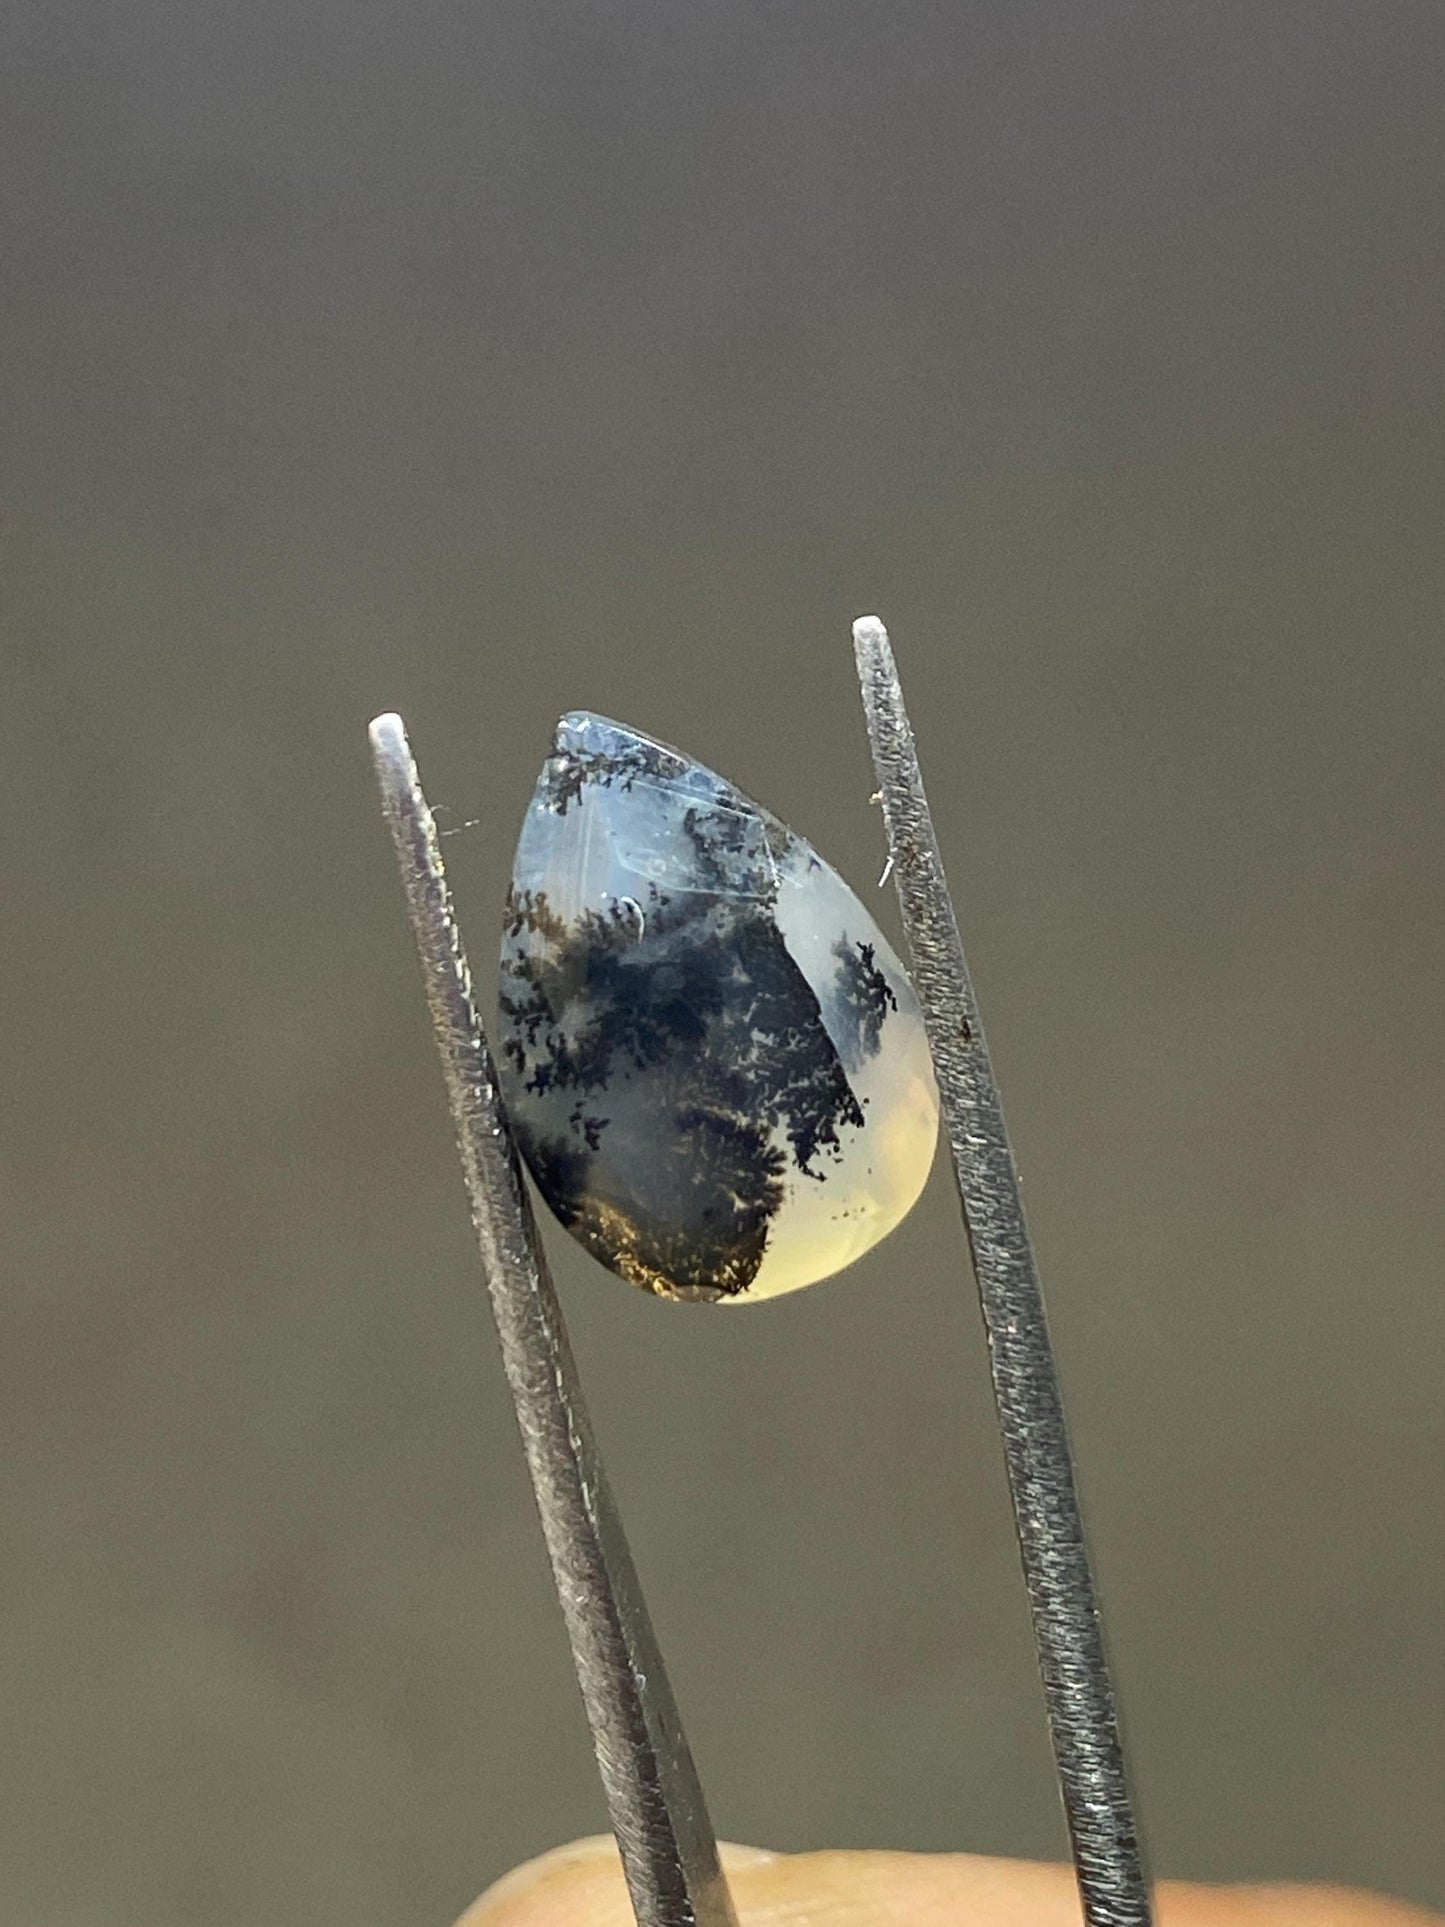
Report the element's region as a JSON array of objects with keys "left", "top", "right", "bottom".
[
  {"left": 829, "top": 937, "right": 898, "bottom": 1074},
  {"left": 537, "top": 726, "right": 686, "bottom": 817}
]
